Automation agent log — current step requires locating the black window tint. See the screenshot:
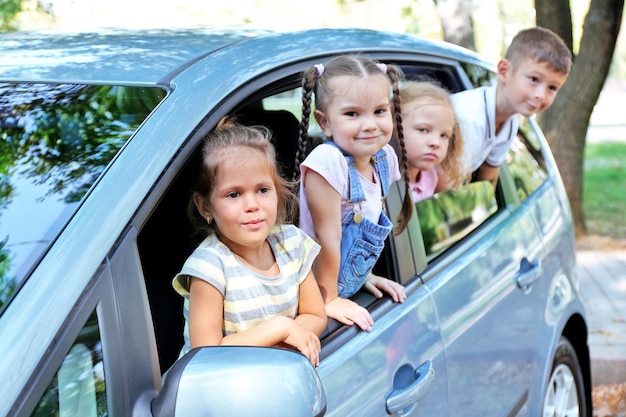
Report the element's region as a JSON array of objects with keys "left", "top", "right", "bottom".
[
  {"left": 0, "top": 83, "right": 166, "bottom": 314},
  {"left": 31, "top": 311, "right": 107, "bottom": 417},
  {"left": 416, "top": 181, "right": 497, "bottom": 259},
  {"left": 507, "top": 119, "right": 548, "bottom": 201}
]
